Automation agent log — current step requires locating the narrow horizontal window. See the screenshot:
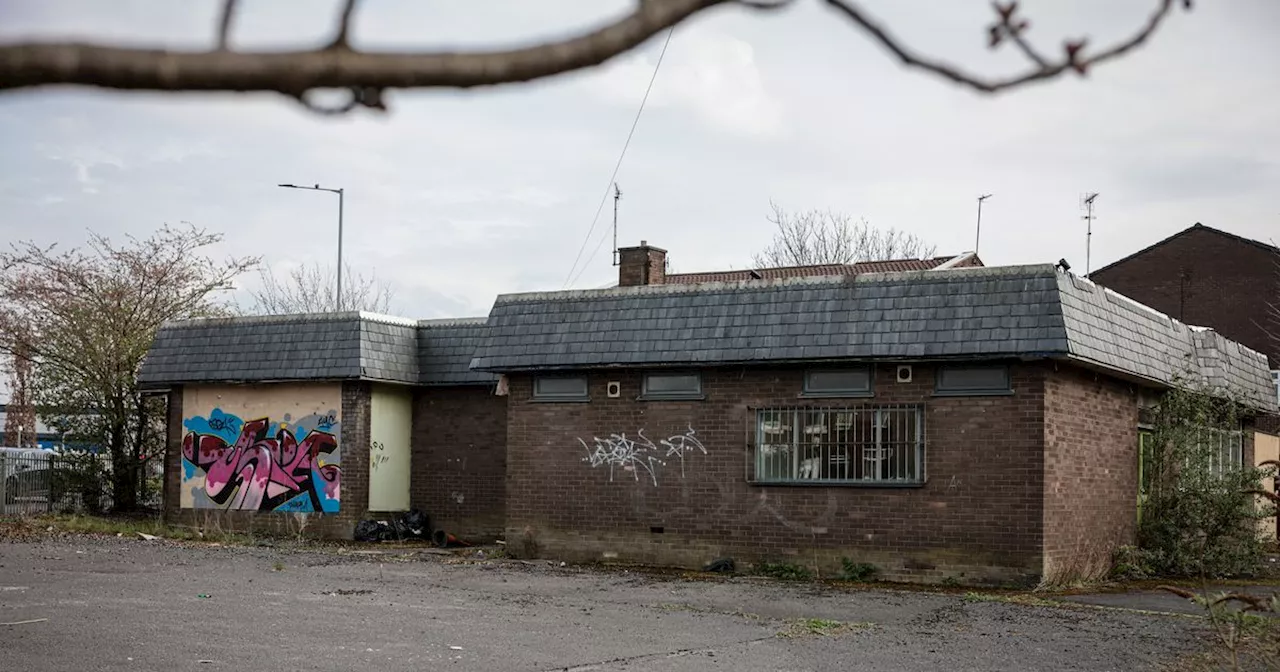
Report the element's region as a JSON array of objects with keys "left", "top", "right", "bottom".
[
  {"left": 803, "top": 368, "right": 872, "bottom": 396},
  {"left": 641, "top": 372, "right": 702, "bottom": 400},
  {"left": 752, "top": 405, "right": 924, "bottom": 485},
  {"left": 533, "top": 376, "right": 588, "bottom": 400},
  {"left": 935, "top": 365, "right": 1011, "bottom": 395}
]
